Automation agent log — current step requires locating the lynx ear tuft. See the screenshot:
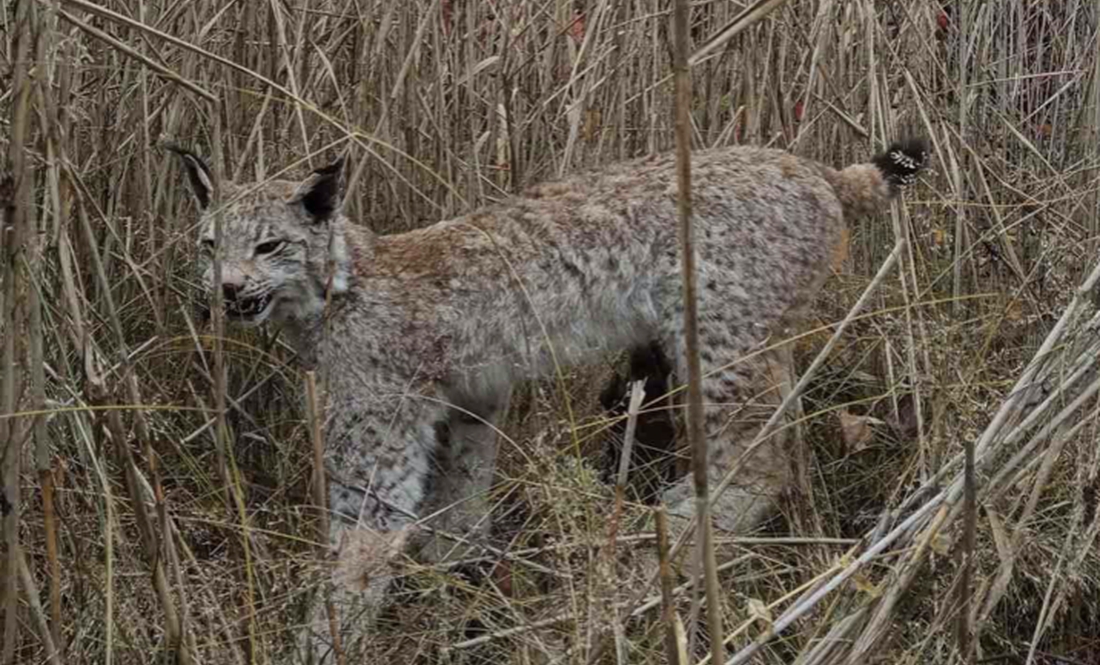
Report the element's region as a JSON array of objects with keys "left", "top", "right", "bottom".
[
  {"left": 165, "top": 144, "right": 214, "bottom": 209},
  {"left": 291, "top": 157, "right": 345, "bottom": 222}
]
